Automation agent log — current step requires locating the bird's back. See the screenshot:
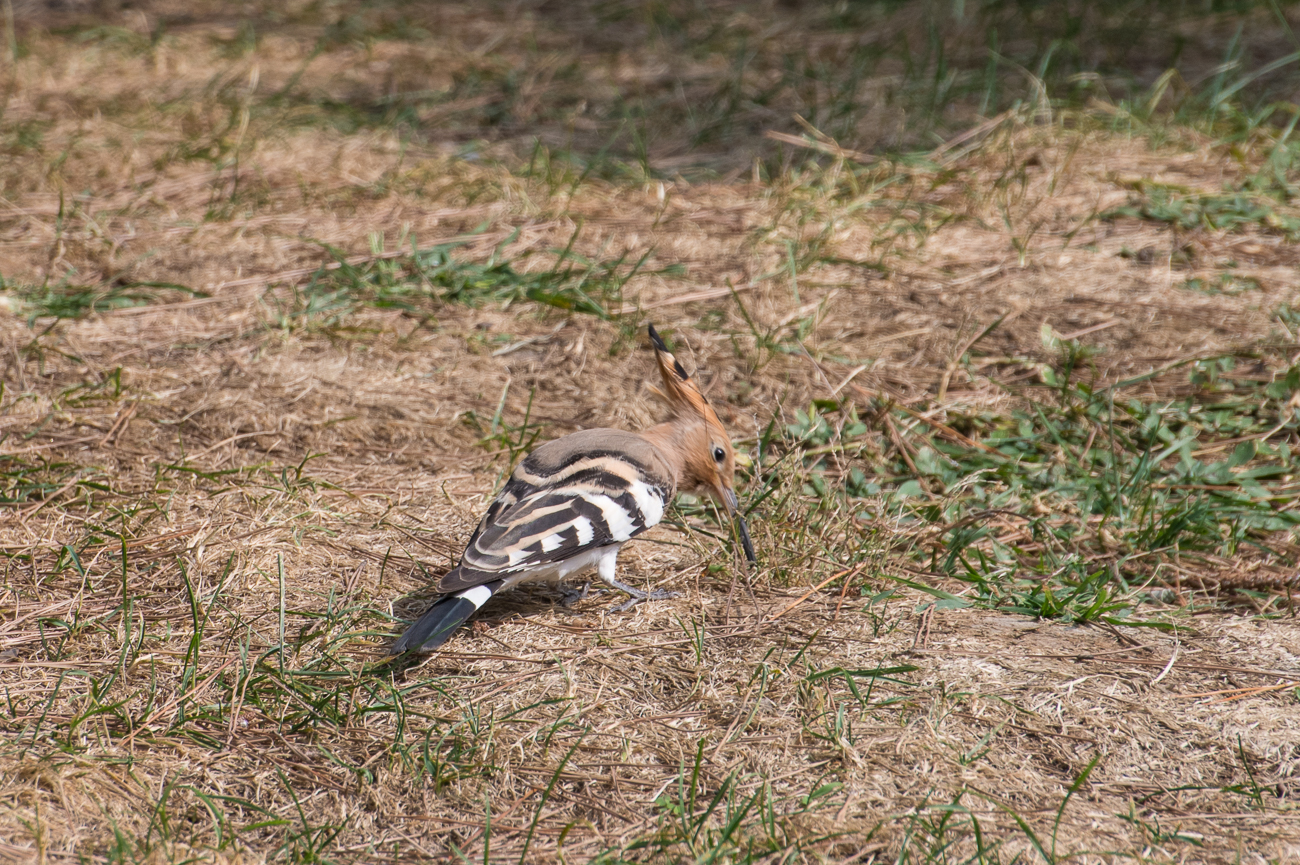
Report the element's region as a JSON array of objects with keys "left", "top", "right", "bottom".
[{"left": 437, "top": 428, "right": 677, "bottom": 594}]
